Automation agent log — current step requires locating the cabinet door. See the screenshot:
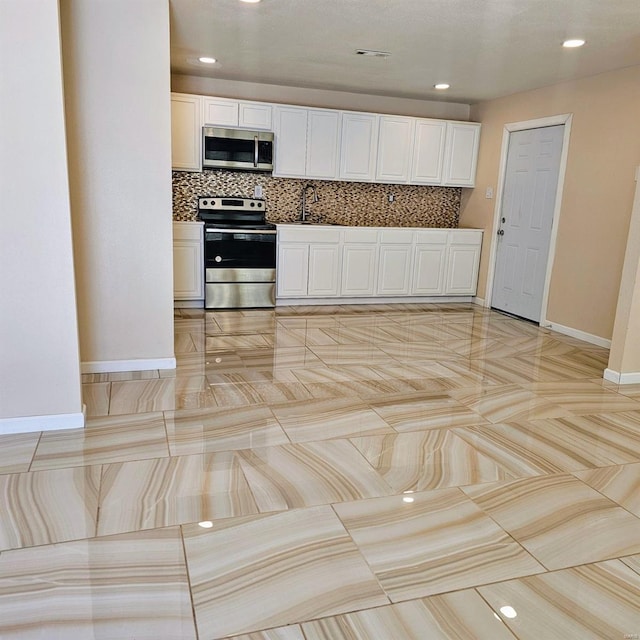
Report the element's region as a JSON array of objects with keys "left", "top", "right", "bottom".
[
  {"left": 376, "top": 116, "right": 414, "bottom": 183},
  {"left": 445, "top": 244, "right": 481, "bottom": 294},
  {"left": 306, "top": 110, "right": 340, "bottom": 179},
  {"left": 239, "top": 102, "right": 272, "bottom": 130},
  {"left": 173, "top": 240, "right": 204, "bottom": 300},
  {"left": 277, "top": 243, "right": 309, "bottom": 297},
  {"left": 341, "top": 244, "right": 378, "bottom": 296},
  {"left": 339, "top": 112, "right": 378, "bottom": 182},
  {"left": 412, "top": 245, "right": 447, "bottom": 294},
  {"left": 308, "top": 244, "right": 341, "bottom": 296},
  {"left": 202, "top": 98, "right": 239, "bottom": 127},
  {"left": 273, "top": 106, "right": 308, "bottom": 177},
  {"left": 442, "top": 122, "right": 481, "bottom": 187},
  {"left": 410, "top": 119, "right": 447, "bottom": 184},
  {"left": 171, "top": 94, "right": 202, "bottom": 171},
  {"left": 377, "top": 244, "right": 413, "bottom": 295}
]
